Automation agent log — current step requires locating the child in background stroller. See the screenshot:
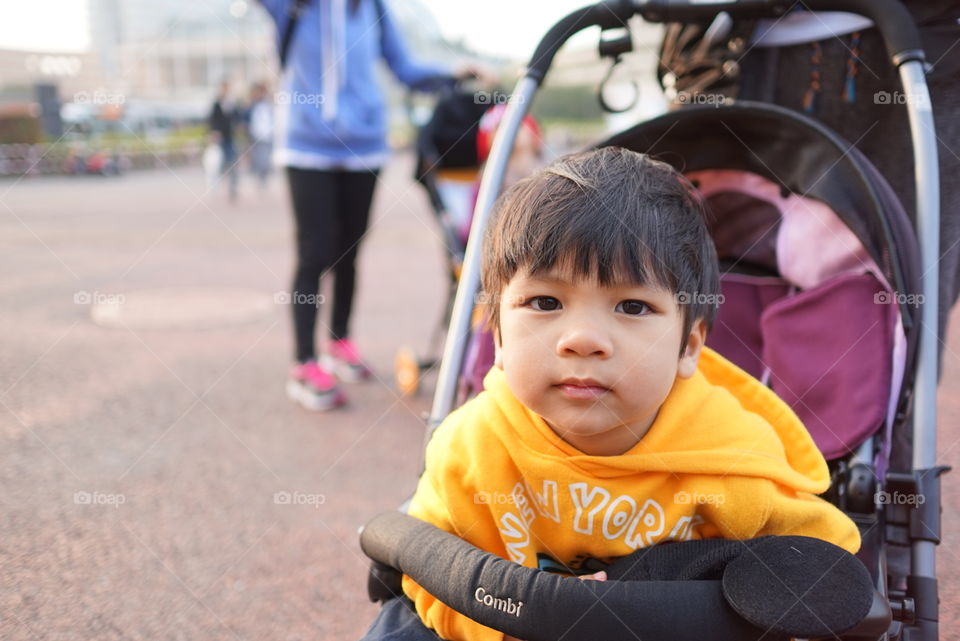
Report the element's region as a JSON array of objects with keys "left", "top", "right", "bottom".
[
  {"left": 395, "top": 92, "right": 544, "bottom": 397},
  {"left": 362, "top": 1, "right": 947, "bottom": 640}
]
